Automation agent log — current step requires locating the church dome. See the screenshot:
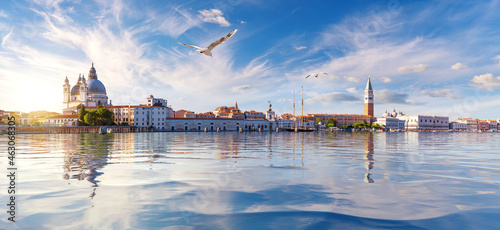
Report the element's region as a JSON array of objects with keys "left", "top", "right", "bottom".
[
  {"left": 382, "top": 110, "right": 389, "bottom": 118},
  {"left": 71, "top": 84, "right": 80, "bottom": 96},
  {"left": 87, "top": 79, "right": 106, "bottom": 94}
]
